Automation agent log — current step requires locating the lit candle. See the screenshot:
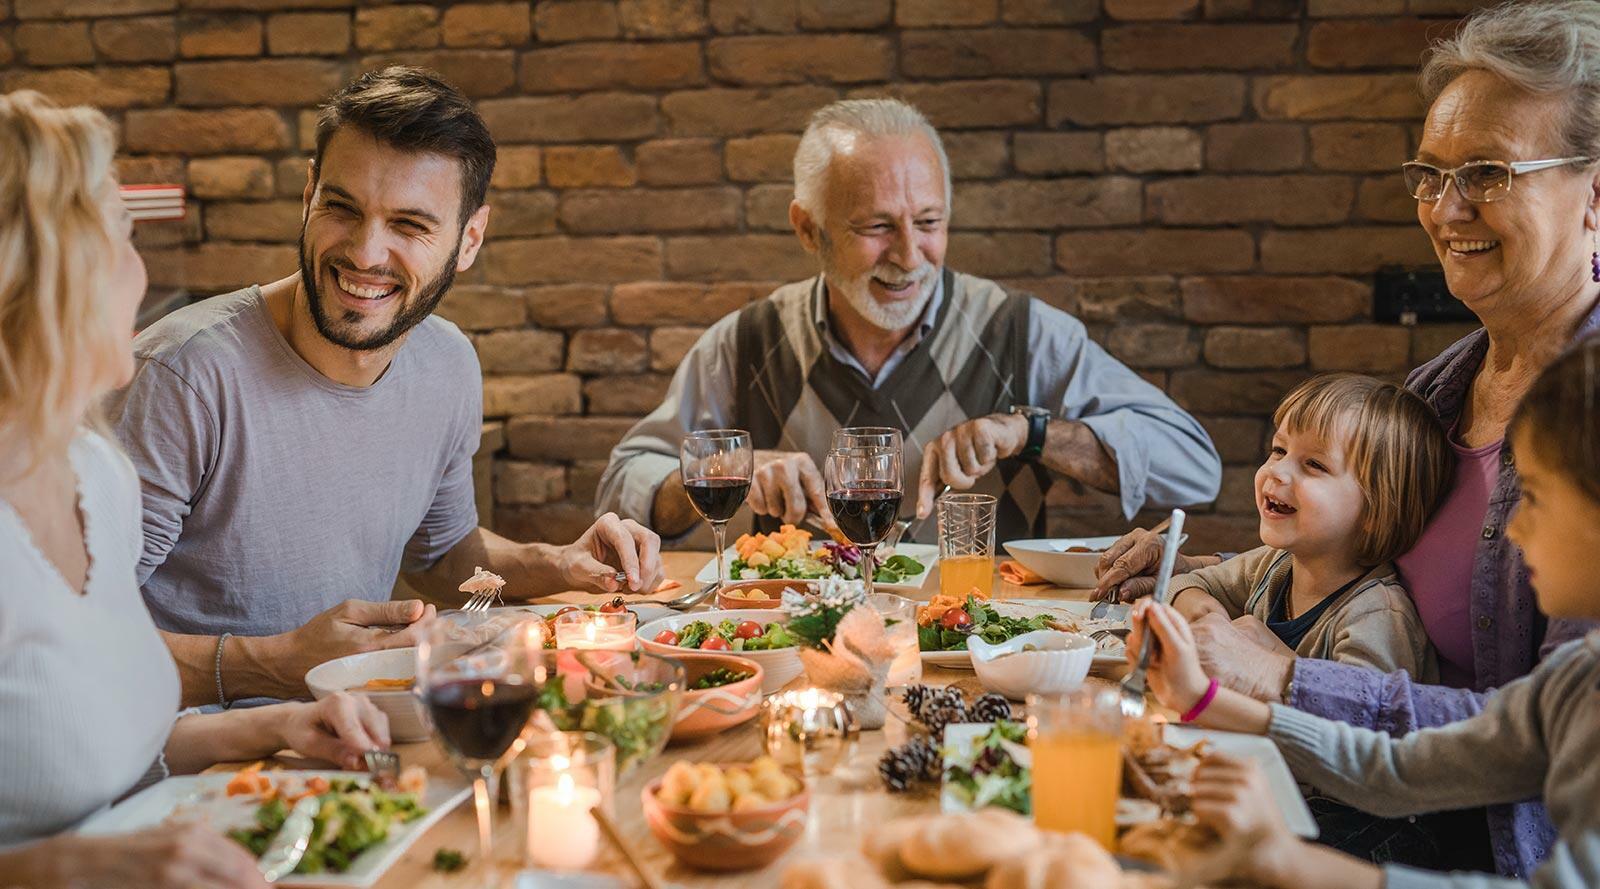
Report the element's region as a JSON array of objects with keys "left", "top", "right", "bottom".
[
  {"left": 553, "top": 610, "right": 636, "bottom": 651},
  {"left": 526, "top": 770, "right": 601, "bottom": 871}
]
